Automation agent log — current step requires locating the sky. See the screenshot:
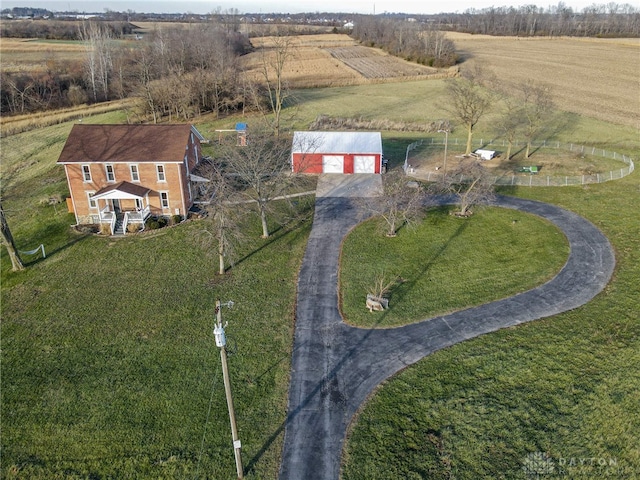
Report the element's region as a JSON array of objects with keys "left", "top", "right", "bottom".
[{"left": 1, "top": 0, "right": 604, "bottom": 15}]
